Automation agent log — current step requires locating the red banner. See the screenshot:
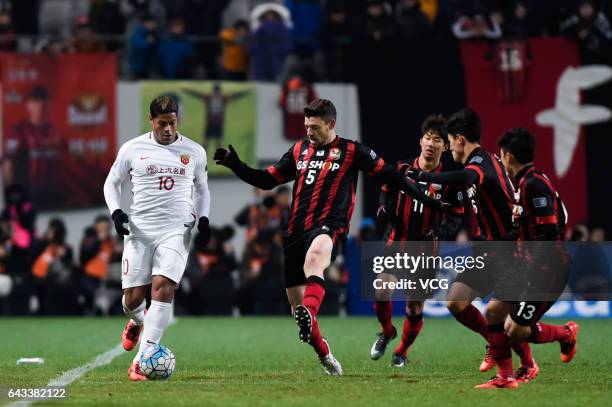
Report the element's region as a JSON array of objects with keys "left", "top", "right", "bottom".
[
  {"left": 1, "top": 53, "right": 116, "bottom": 209},
  {"left": 461, "top": 38, "right": 587, "bottom": 226}
]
